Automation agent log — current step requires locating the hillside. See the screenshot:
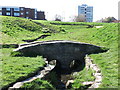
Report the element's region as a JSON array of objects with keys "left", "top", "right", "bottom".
[
  {"left": 1, "top": 16, "right": 62, "bottom": 44},
  {"left": 1, "top": 16, "right": 118, "bottom": 89},
  {"left": 36, "top": 20, "right": 118, "bottom": 88}
]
